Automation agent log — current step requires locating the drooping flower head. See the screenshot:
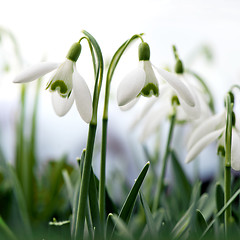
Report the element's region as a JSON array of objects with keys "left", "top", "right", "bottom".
[
  {"left": 129, "top": 45, "right": 213, "bottom": 141},
  {"left": 13, "top": 42, "right": 92, "bottom": 123},
  {"left": 185, "top": 91, "right": 240, "bottom": 171},
  {"left": 117, "top": 41, "right": 159, "bottom": 109}
]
